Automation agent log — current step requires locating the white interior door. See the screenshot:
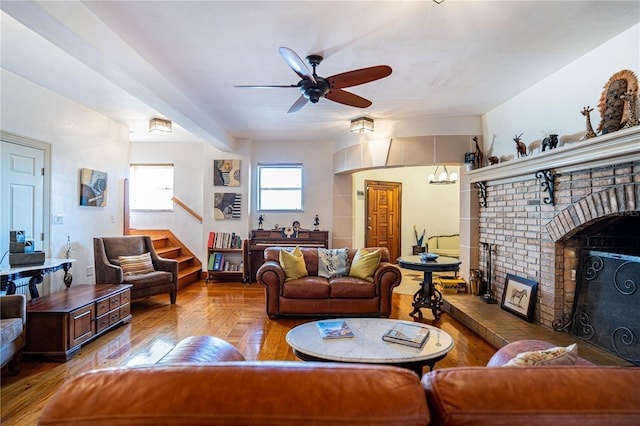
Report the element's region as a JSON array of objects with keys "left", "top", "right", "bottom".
[{"left": 1, "top": 141, "right": 45, "bottom": 267}]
